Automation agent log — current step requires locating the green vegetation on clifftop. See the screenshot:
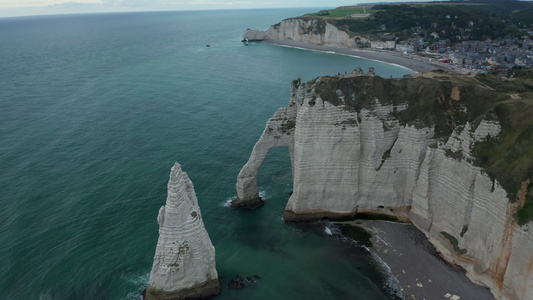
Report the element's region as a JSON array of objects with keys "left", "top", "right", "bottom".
[
  {"left": 471, "top": 69, "right": 533, "bottom": 226},
  {"left": 307, "top": 6, "right": 379, "bottom": 18}
]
